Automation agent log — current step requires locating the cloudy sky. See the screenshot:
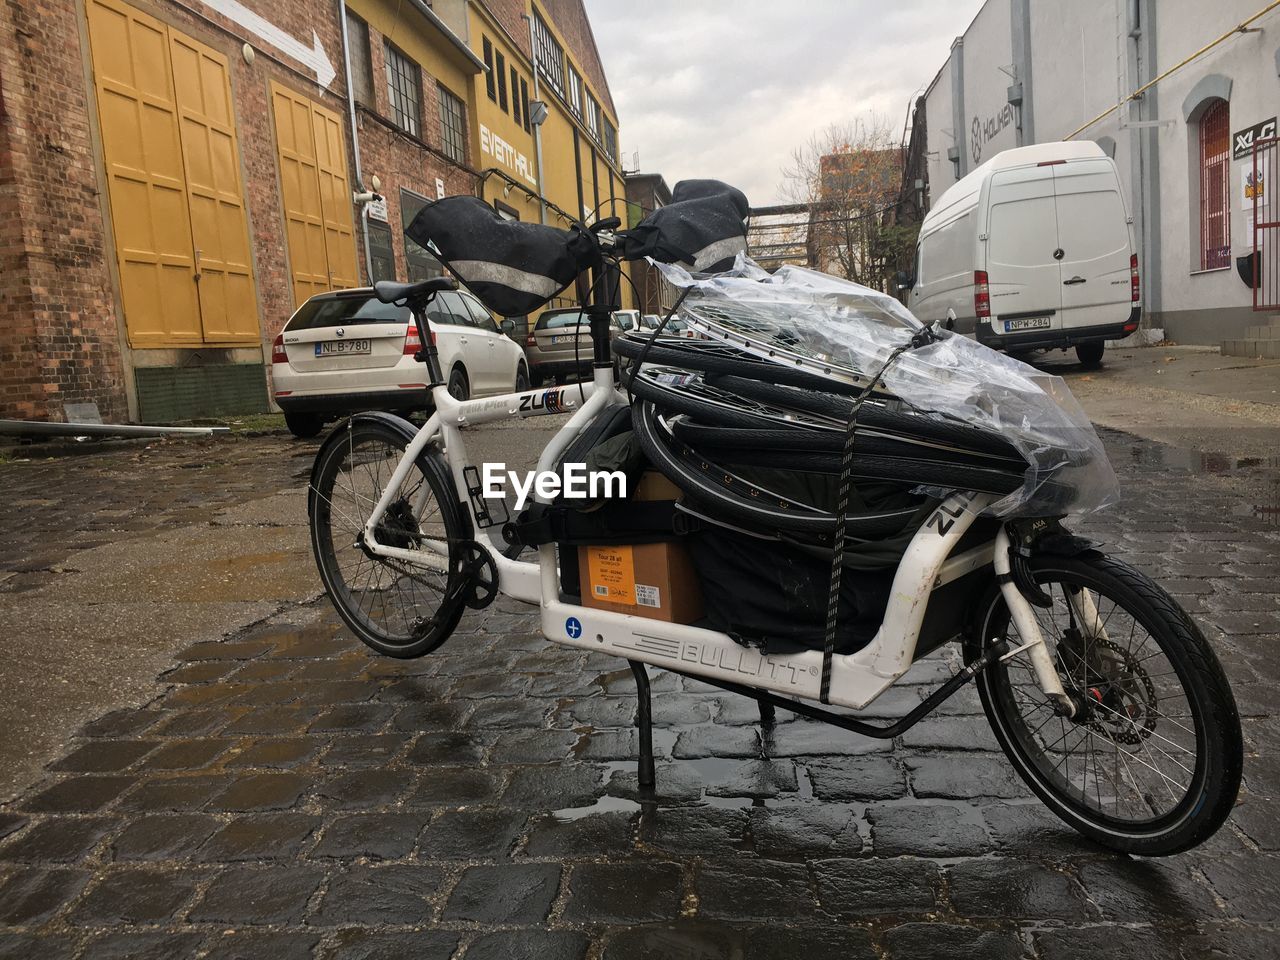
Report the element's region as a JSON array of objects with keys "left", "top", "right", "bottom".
[{"left": 587, "top": 1, "right": 982, "bottom": 206}]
